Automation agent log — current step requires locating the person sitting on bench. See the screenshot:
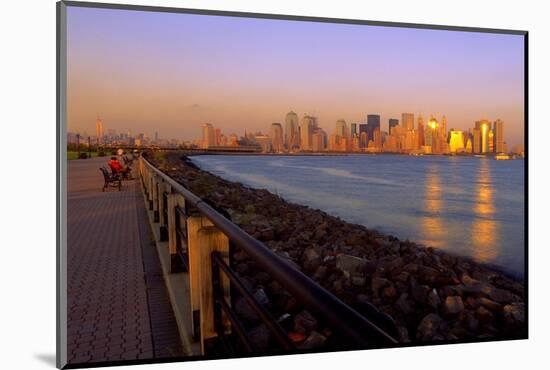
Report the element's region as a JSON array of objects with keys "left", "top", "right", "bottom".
[{"left": 108, "top": 156, "right": 131, "bottom": 178}]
